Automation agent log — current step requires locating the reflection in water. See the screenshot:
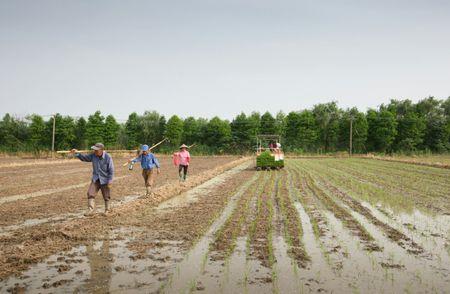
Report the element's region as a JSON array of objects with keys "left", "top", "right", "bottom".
[{"left": 84, "top": 239, "right": 112, "bottom": 293}]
